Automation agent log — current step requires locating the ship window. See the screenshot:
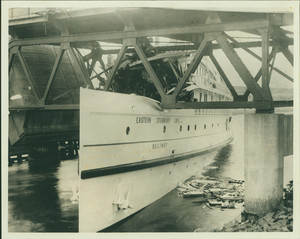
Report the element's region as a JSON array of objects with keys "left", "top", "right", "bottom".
[
  {"left": 204, "top": 124, "right": 206, "bottom": 129},
  {"left": 187, "top": 125, "right": 190, "bottom": 131},
  {"left": 212, "top": 123, "right": 214, "bottom": 128},
  {"left": 194, "top": 125, "right": 197, "bottom": 130},
  {"left": 217, "top": 123, "right": 219, "bottom": 127},
  {"left": 126, "top": 127, "right": 130, "bottom": 135},
  {"left": 179, "top": 125, "right": 182, "bottom": 132},
  {"left": 163, "top": 126, "right": 166, "bottom": 133}
]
